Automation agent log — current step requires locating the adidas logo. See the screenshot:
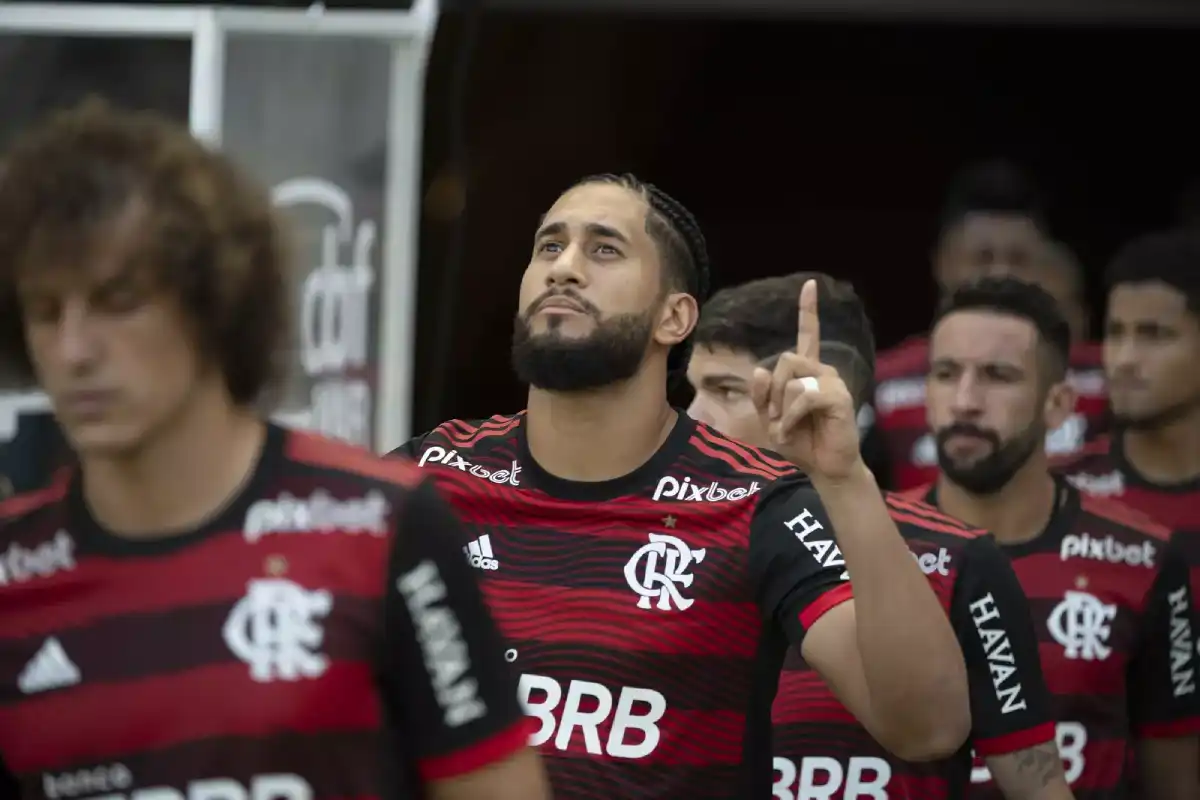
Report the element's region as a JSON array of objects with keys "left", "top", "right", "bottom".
[
  {"left": 463, "top": 535, "right": 499, "bottom": 571},
  {"left": 18, "top": 637, "right": 80, "bottom": 694}
]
